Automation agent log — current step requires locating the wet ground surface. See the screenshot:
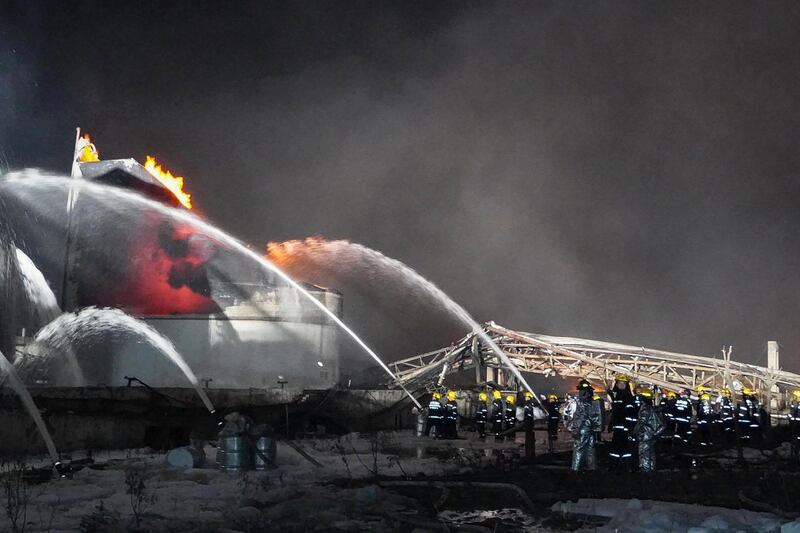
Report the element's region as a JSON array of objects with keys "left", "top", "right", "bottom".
[{"left": 4, "top": 428, "right": 800, "bottom": 531}]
